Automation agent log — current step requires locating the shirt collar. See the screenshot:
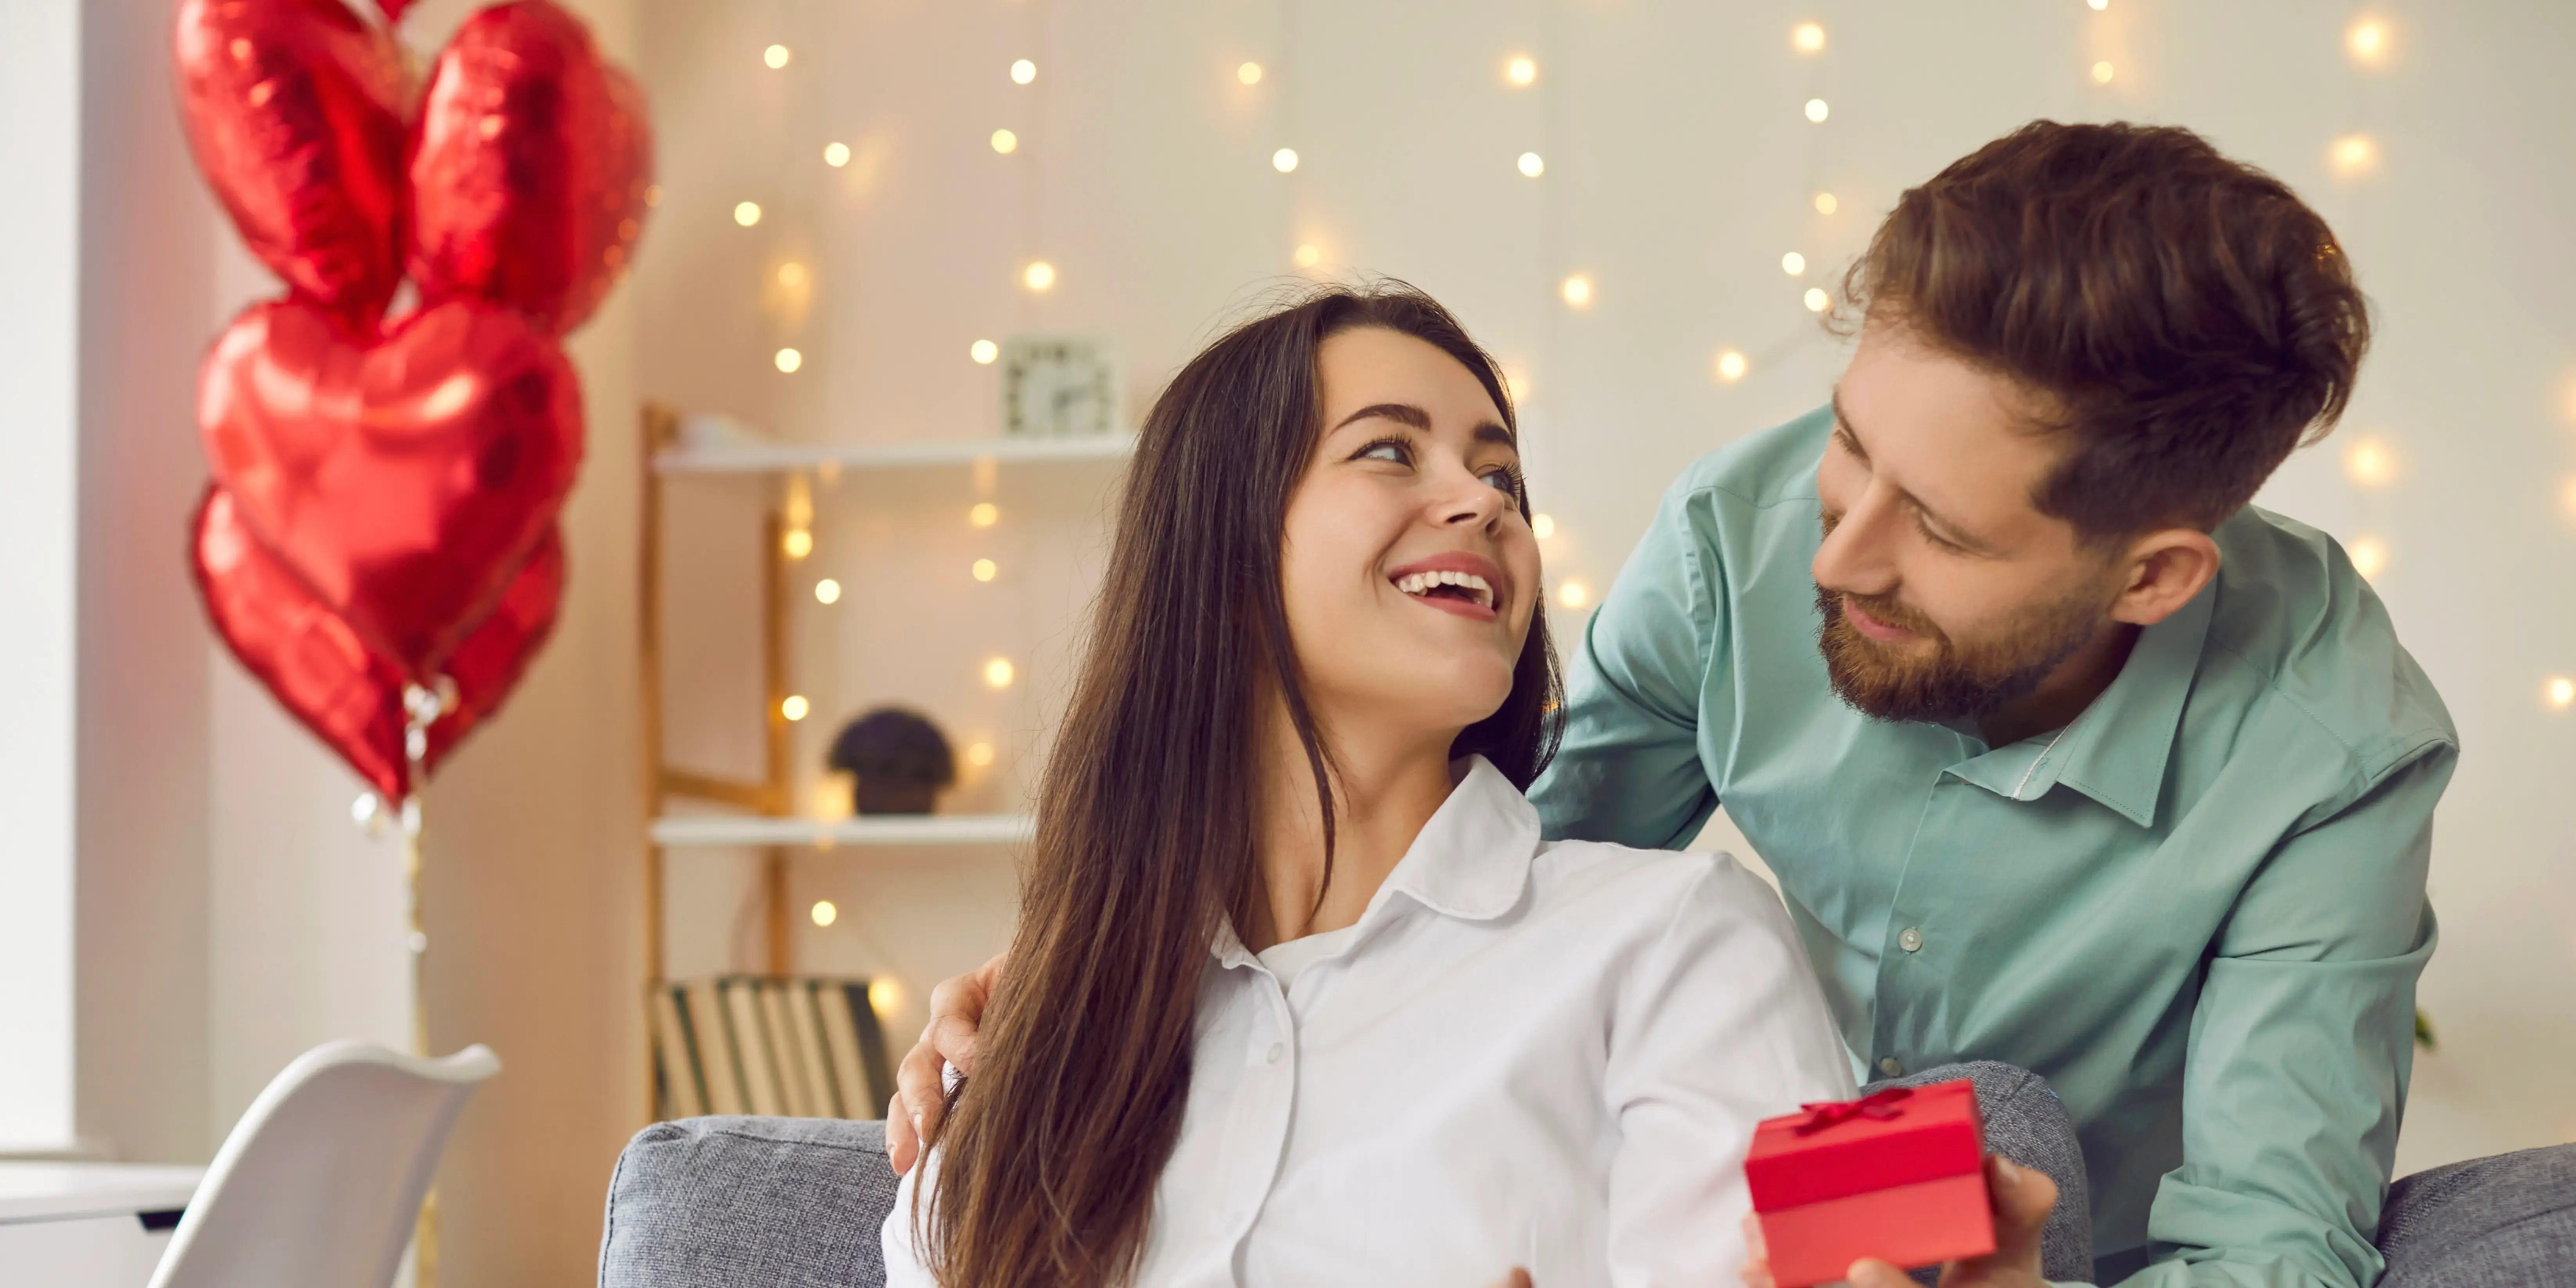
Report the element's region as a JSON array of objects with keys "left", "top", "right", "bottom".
[
  {"left": 1207, "top": 755, "right": 1540, "bottom": 968},
  {"left": 1944, "top": 579, "right": 2213, "bottom": 828}
]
